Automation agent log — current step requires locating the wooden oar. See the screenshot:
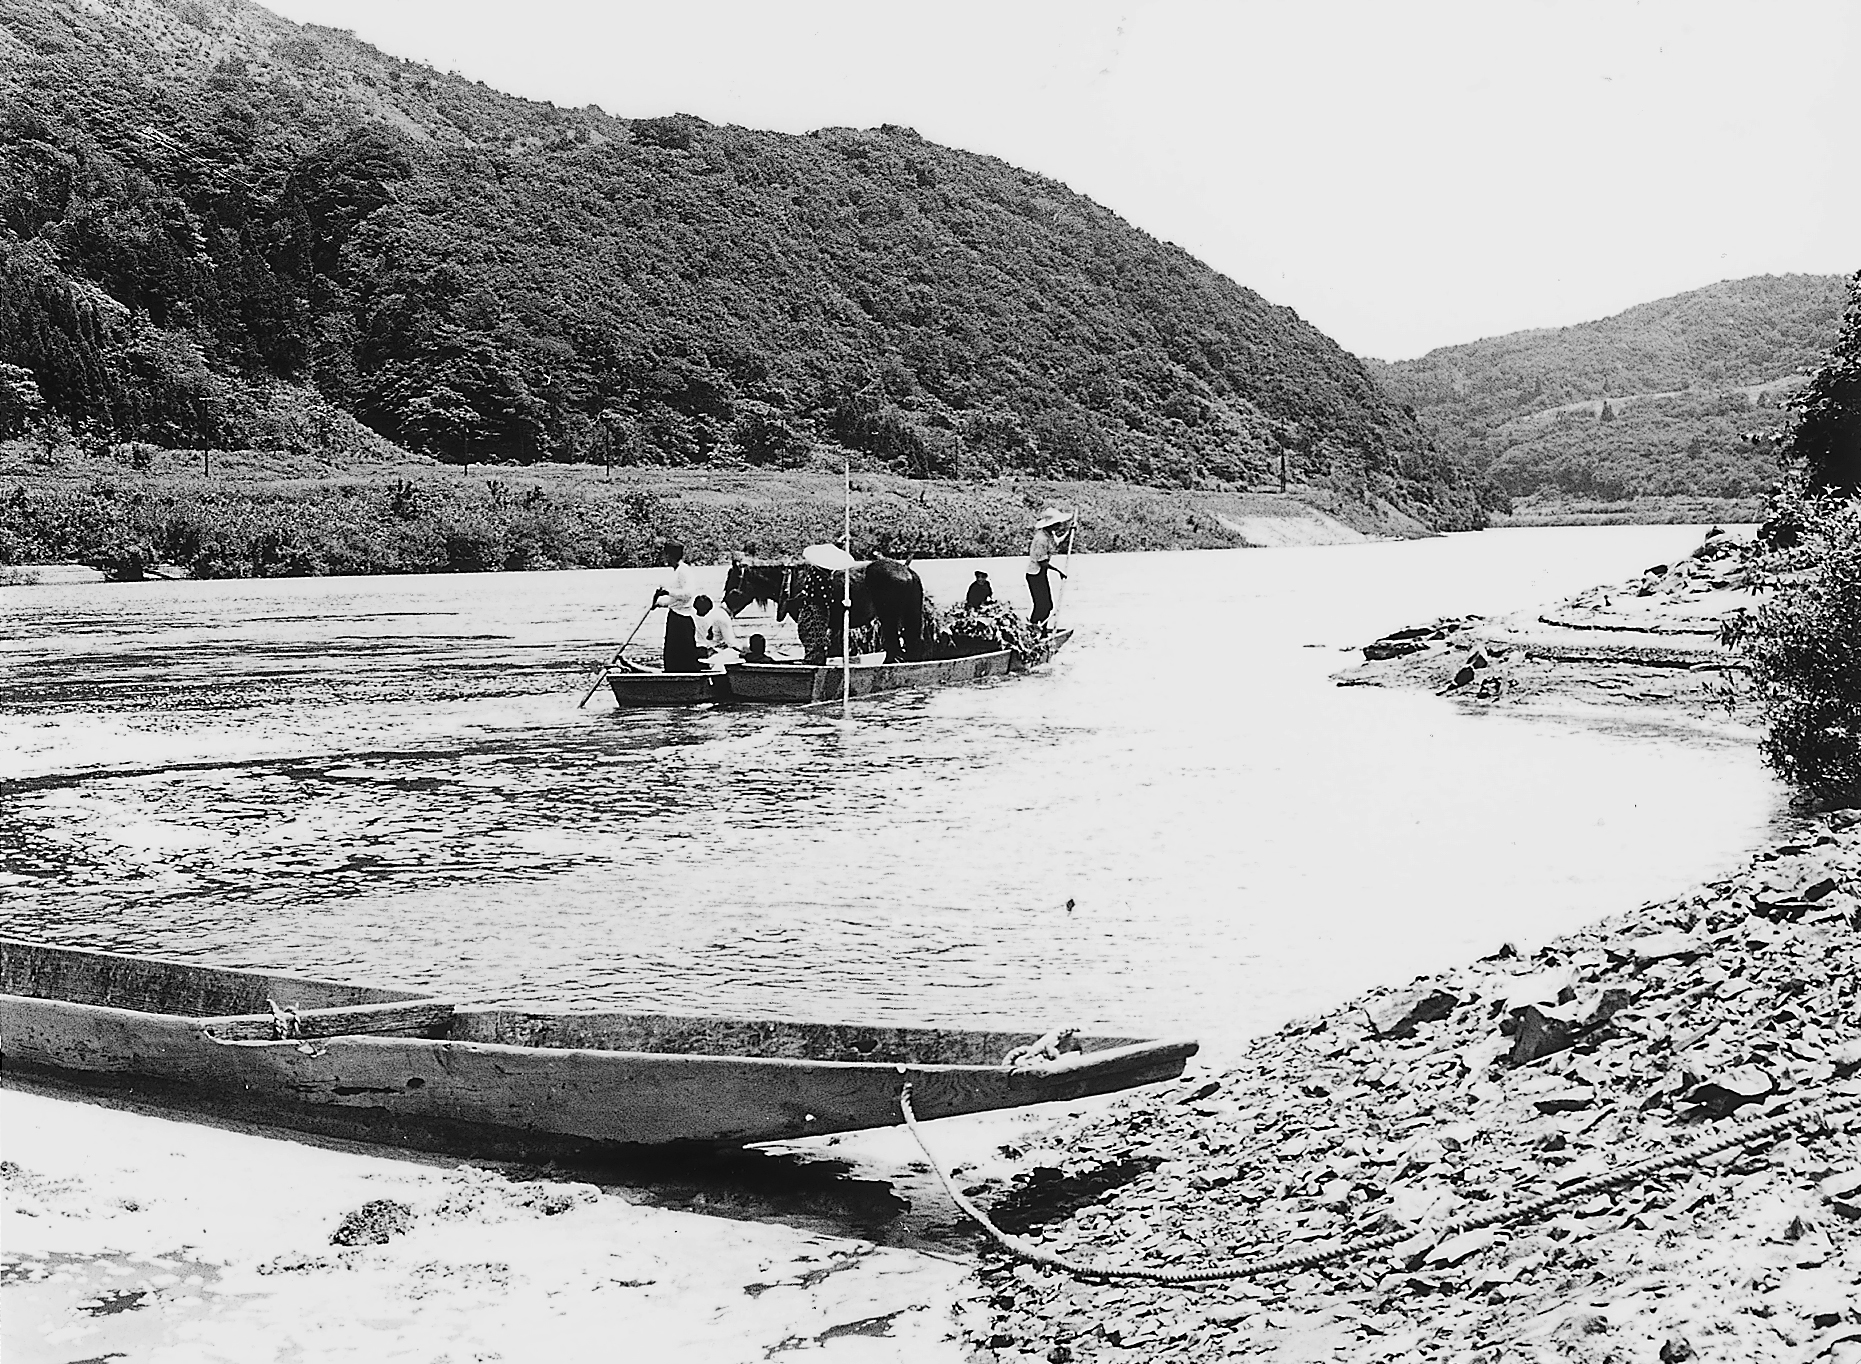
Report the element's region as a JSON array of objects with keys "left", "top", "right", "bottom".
[{"left": 577, "top": 603, "right": 660, "bottom": 708}]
